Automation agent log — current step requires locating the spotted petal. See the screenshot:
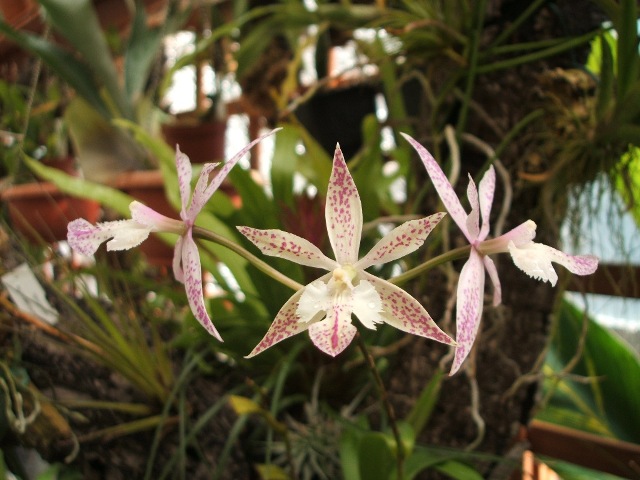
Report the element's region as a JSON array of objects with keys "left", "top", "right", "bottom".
[
  {"left": 466, "top": 175, "right": 480, "bottom": 240},
  {"left": 246, "top": 288, "right": 310, "bottom": 358},
  {"left": 175, "top": 147, "right": 194, "bottom": 219},
  {"left": 180, "top": 231, "right": 222, "bottom": 341},
  {"left": 450, "top": 249, "right": 485, "bottom": 375},
  {"left": 356, "top": 213, "right": 446, "bottom": 270},
  {"left": 308, "top": 301, "right": 357, "bottom": 357},
  {"left": 237, "top": 226, "right": 337, "bottom": 270},
  {"left": 187, "top": 129, "right": 280, "bottom": 219},
  {"left": 478, "top": 166, "right": 495, "bottom": 241},
  {"left": 67, "top": 218, "right": 152, "bottom": 256},
  {"left": 401, "top": 133, "right": 470, "bottom": 240},
  {"left": 363, "top": 272, "right": 455, "bottom": 345},
  {"left": 326, "top": 144, "right": 363, "bottom": 265},
  {"left": 508, "top": 241, "right": 599, "bottom": 287}
]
